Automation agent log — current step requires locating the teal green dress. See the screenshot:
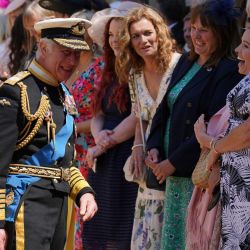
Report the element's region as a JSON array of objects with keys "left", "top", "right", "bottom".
[{"left": 161, "top": 63, "right": 201, "bottom": 250}]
